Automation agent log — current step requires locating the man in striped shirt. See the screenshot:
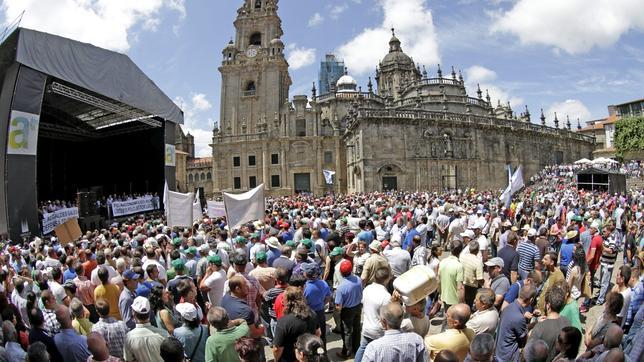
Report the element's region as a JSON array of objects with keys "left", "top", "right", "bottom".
[
  {"left": 516, "top": 229, "right": 541, "bottom": 280},
  {"left": 596, "top": 225, "right": 617, "bottom": 305}
]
